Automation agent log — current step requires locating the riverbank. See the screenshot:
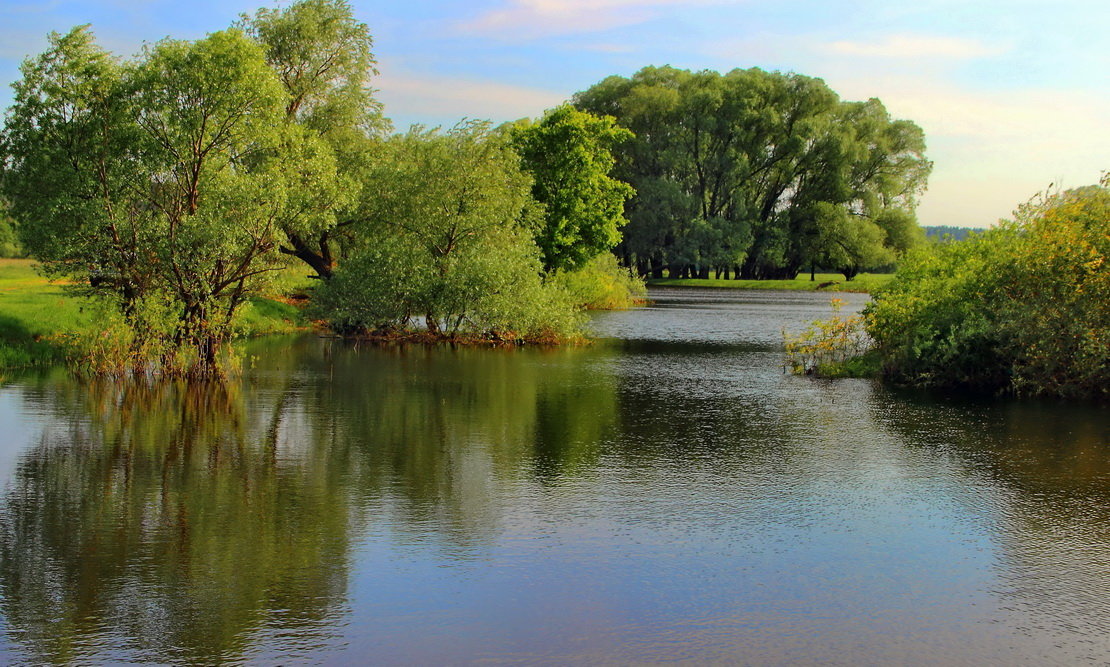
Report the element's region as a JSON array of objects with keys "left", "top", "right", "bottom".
[
  {"left": 647, "top": 272, "right": 893, "bottom": 293},
  {"left": 0, "top": 259, "right": 310, "bottom": 369}
]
